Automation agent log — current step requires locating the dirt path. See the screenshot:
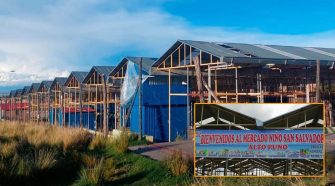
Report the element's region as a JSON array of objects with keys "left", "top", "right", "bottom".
[{"left": 129, "top": 140, "right": 194, "bottom": 161}]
